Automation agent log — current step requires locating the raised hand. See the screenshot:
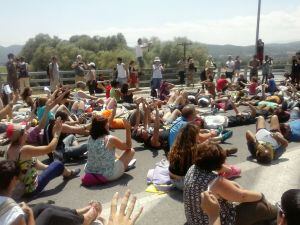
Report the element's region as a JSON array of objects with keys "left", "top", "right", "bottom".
[{"left": 108, "top": 190, "right": 143, "bottom": 225}]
